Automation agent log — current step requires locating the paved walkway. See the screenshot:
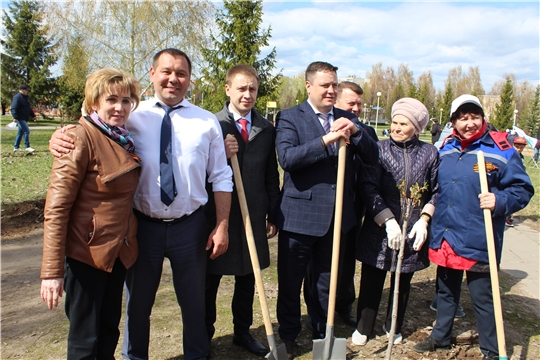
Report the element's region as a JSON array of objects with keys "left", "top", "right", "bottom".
[
  {"left": 500, "top": 219, "right": 539, "bottom": 301},
  {"left": 2, "top": 125, "right": 57, "bottom": 131}
]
